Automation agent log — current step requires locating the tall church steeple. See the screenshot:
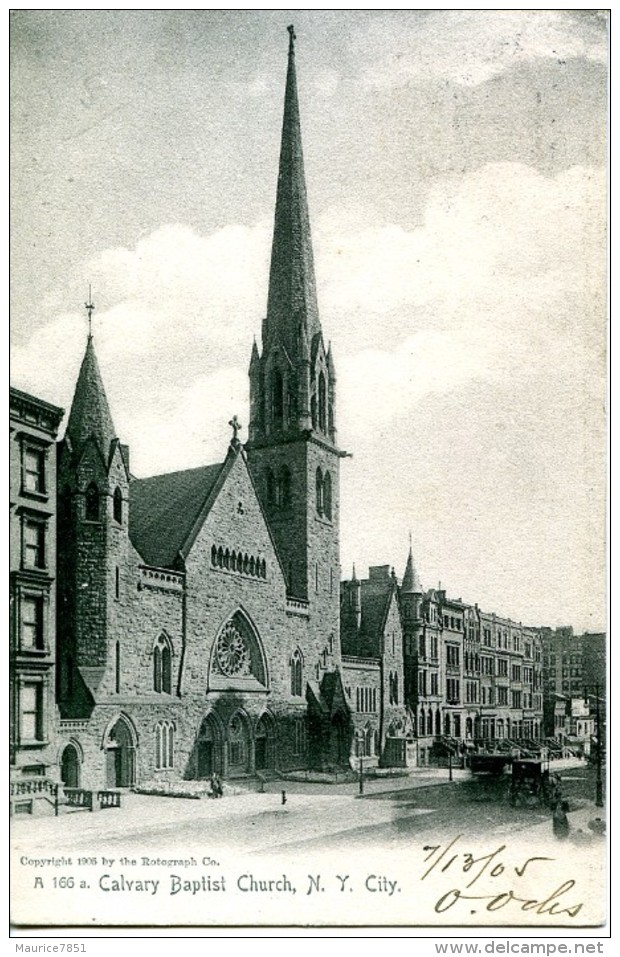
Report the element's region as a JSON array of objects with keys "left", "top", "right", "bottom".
[
  {"left": 247, "top": 28, "right": 342, "bottom": 608},
  {"left": 249, "top": 27, "right": 336, "bottom": 444},
  {"left": 263, "top": 24, "right": 320, "bottom": 357}
]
